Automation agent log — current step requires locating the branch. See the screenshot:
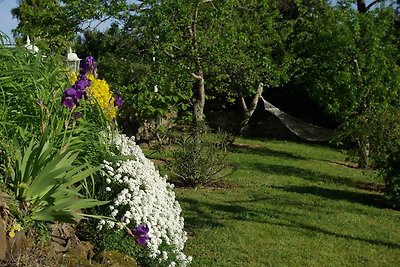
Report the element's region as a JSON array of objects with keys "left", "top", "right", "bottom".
[
  {"left": 191, "top": 73, "right": 203, "bottom": 80},
  {"left": 249, "top": 83, "right": 264, "bottom": 112},
  {"left": 164, "top": 50, "right": 176, "bottom": 58},
  {"left": 239, "top": 96, "right": 248, "bottom": 113},
  {"left": 354, "top": 59, "right": 361, "bottom": 77},
  {"left": 366, "top": 0, "right": 383, "bottom": 11},
  {"left": 83, "top": 16, "right": 113, "bottom": 31}
]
